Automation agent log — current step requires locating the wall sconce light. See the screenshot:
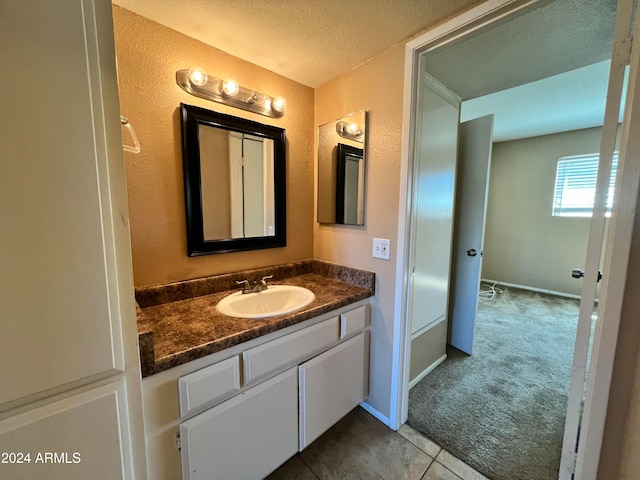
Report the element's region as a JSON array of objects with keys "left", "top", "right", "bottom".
[
  {"left": 336, "top": 120, "right": 364, "bottom": 142},
  {"left": 176, "top": 68, "right": 286, "bottom": 118}
]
